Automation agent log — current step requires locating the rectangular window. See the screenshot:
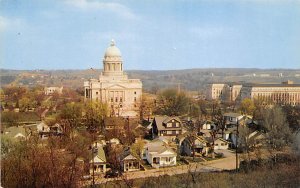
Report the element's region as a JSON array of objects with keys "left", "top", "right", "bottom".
[
  {"left": 134, "top": 97, "right": 137, "bottom": 102},
  {"left": 134, "top": 91, "right": 137, "bottom": 94},
  {"left": 120, "top": 97, "right": 123, "bottom": 102},
  {"left": 111, "top": 98, "right": 113, "bottom": 102},
  {"left": 115, "top": 97, "right": 118, "bottom": 102}
]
